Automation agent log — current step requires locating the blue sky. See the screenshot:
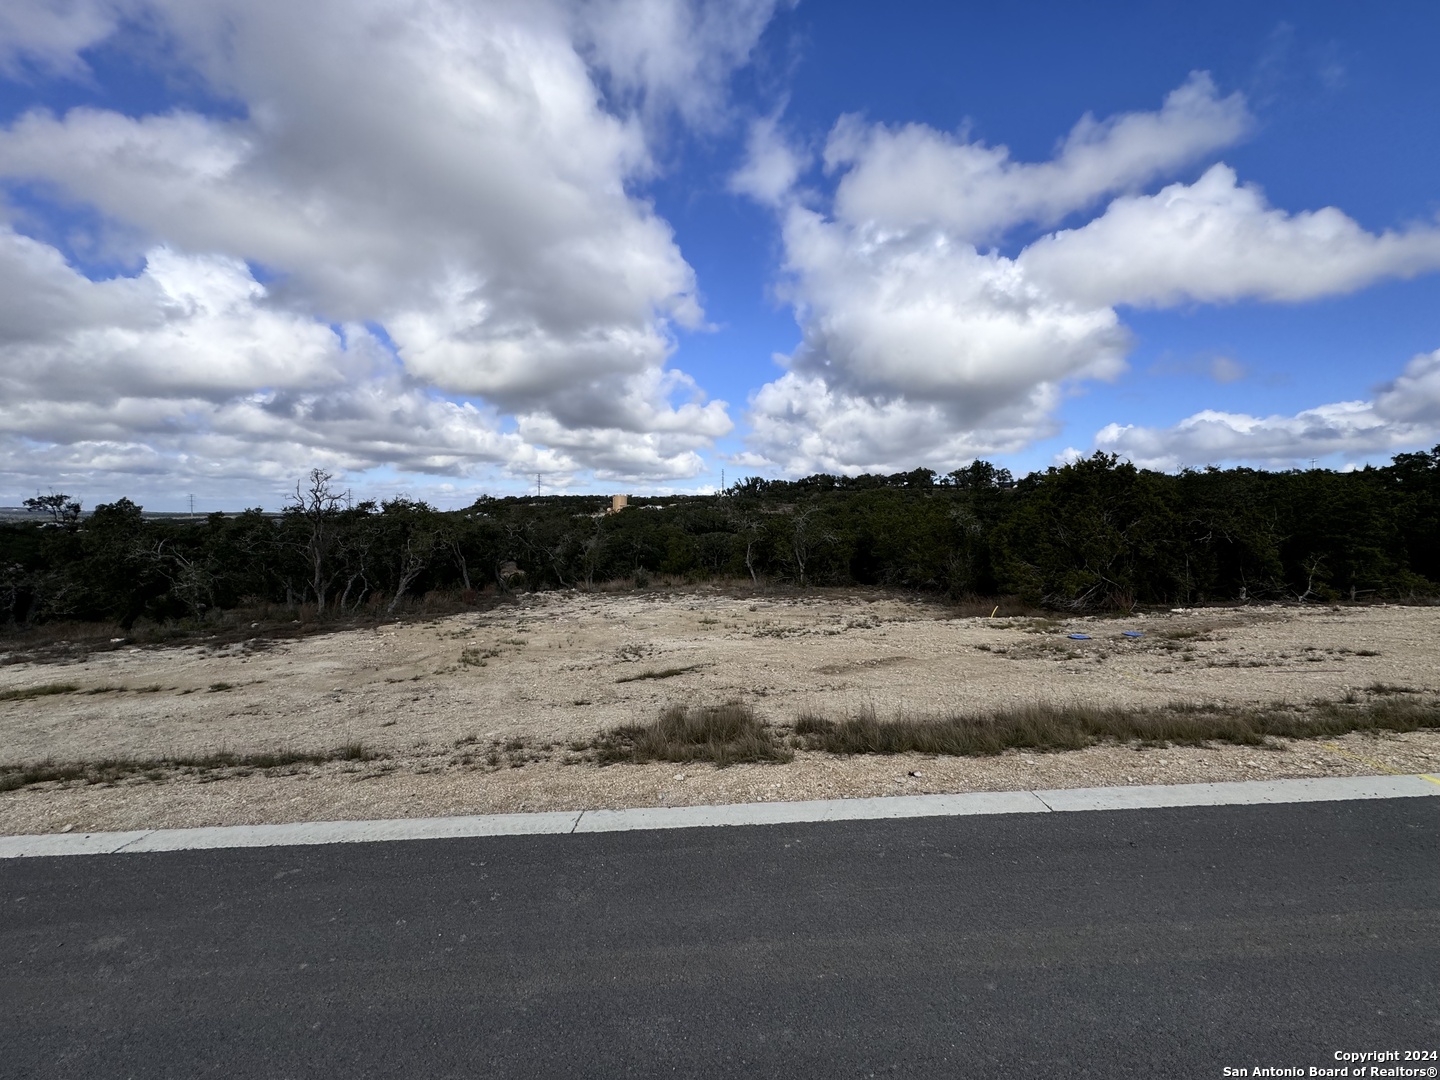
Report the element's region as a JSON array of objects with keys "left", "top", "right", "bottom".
[{"left": 1, "top": 1, "right": 1438, "bottom": 510}]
